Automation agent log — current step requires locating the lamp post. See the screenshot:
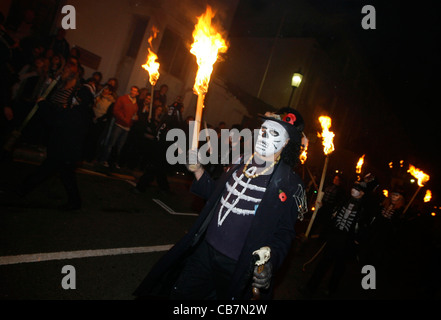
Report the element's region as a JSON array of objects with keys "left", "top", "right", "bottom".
[{"left": 288, "top": 72, "right": 303, "bottom": 107}]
